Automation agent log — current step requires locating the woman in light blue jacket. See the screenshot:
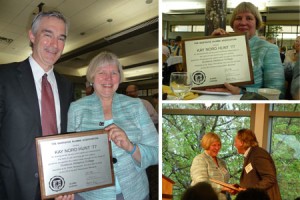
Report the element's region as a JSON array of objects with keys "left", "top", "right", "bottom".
[
  {"left": 209, "top": 2, "right": 285, "bottom": 99},
  {"left": 190, "top": 132, "right": 233, "bottom": 200},
  {"left": 68, "top": 51, "right": 158, "bottom": 200}
]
